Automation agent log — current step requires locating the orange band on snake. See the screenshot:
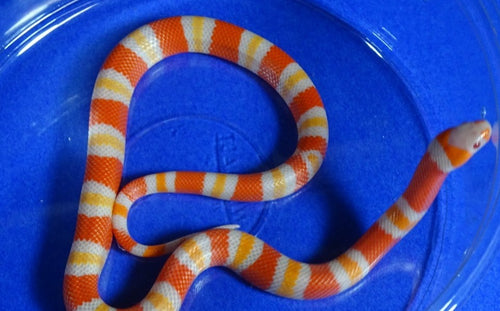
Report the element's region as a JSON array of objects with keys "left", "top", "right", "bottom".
[{"left": 63, "top": 16, "right": 491, "bottom": 310}]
